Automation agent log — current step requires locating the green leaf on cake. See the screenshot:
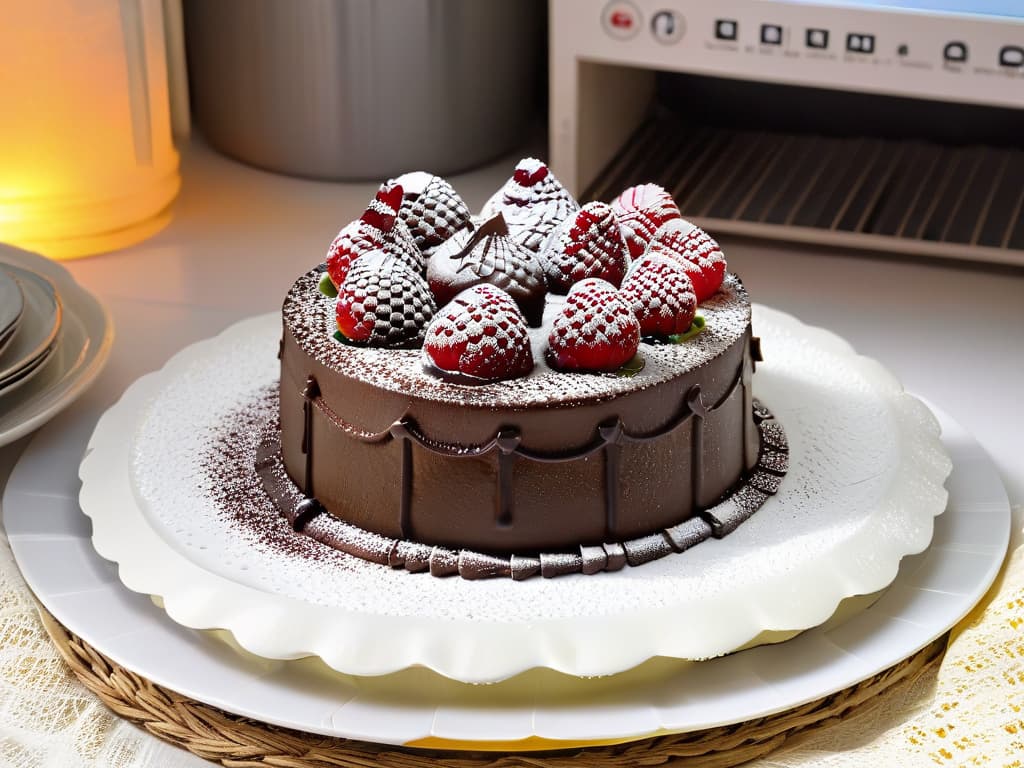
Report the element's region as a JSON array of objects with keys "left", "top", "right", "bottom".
[
  {"left": 616, "top": 353, "right": 646, "bottom": 378},
  {"left": 669, "top": 314, "right": 706, "bottom": 344},
  {"left": 319, "top": 272, "right": 338, "bottom": 298}
]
